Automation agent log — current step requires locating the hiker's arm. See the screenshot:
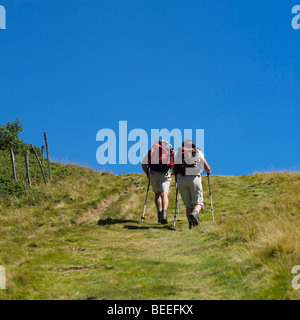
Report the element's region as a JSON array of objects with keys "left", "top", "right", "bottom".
[
  {"left": 172, "top": 165, "right": 179, "bottom": 178},
  {"left": 142, "top": 163, "right": 149, "bottom": 176},
  {"left": 142, "top": 155, "right": 149, "bottom": 176},
  {"left": 203, "top": 158, "right": 211, "bottom": 175},
  {"left": 172, "top": 153, "right": 179, "bottom": 176}
]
